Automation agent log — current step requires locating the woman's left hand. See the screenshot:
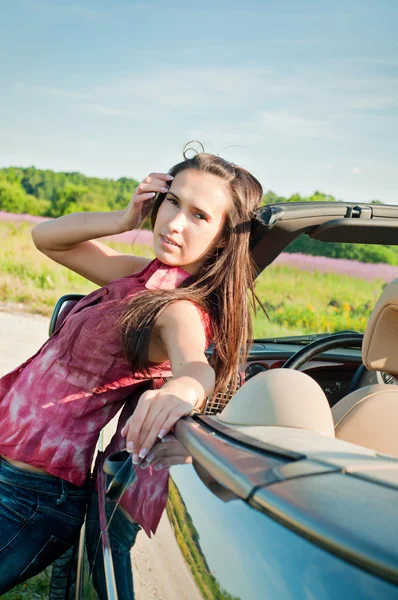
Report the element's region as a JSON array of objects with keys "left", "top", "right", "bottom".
[
  {"left": 139, "top": 435, "right": 192, "bottom": 471},
  {"left": 120, "top": 381, "right": 199, "bottom": 464}
]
